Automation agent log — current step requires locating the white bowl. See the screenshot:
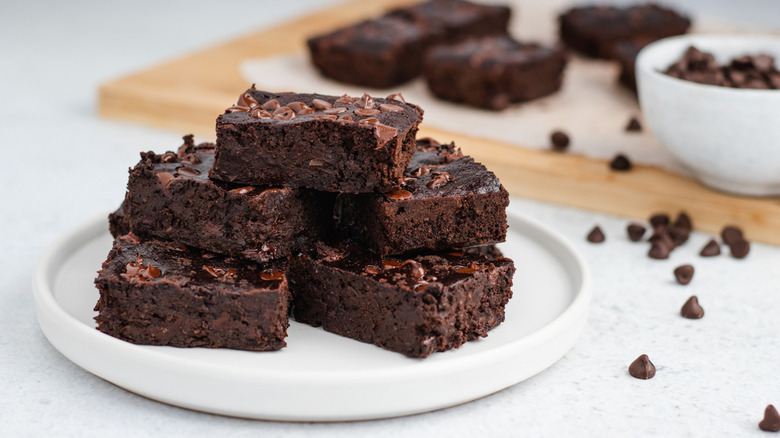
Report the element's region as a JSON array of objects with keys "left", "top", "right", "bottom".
[{"left": 636, "top": 34, "right": 780, "bottom": 196}]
